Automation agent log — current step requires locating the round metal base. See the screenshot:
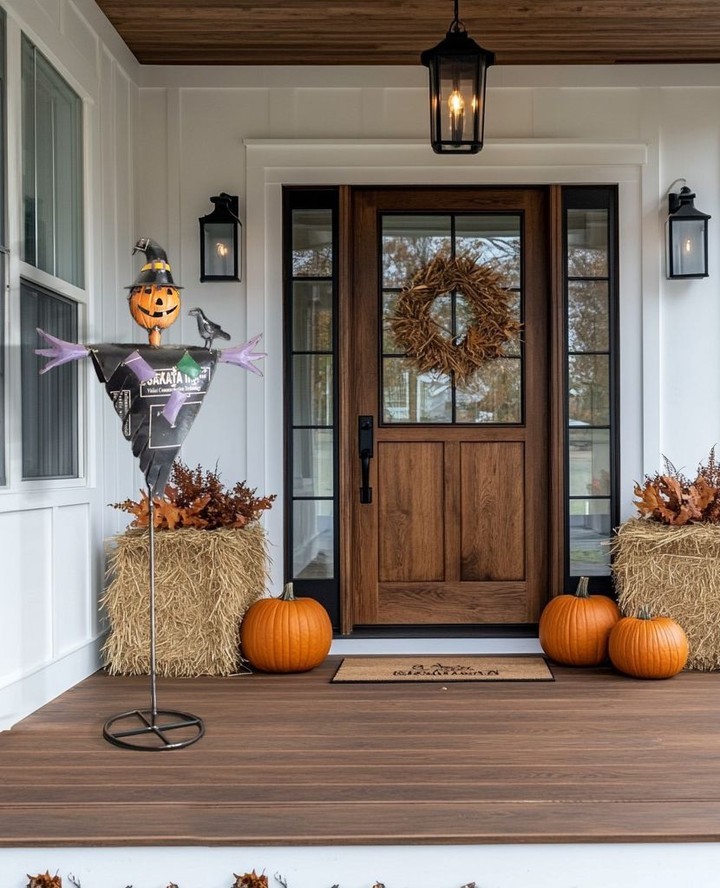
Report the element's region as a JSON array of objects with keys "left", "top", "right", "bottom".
[{"left": 103, "top": 708, "right": 205, "bottom": 751}]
